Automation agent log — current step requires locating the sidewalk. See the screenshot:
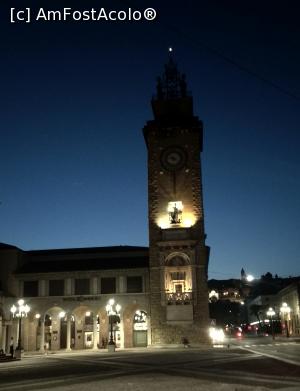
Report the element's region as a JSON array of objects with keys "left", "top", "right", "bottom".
[
  {"left": 13, "top": 338, "right": 300, "bottom": 359},
  {"left": 22, "top": 344, "right": 211, "bottom": 358},
  {"left": 0, "top": 355, "right": 16, "bottom": 362},
  {"left": 23, "top": 348, "right": 110, "bottom": 358}
]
